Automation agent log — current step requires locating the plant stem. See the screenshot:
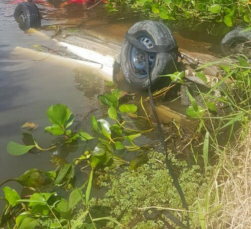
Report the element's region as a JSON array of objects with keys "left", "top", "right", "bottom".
[
  {"left": 35, "top": 144, "right": 57, "bottom": 151},
  {"left": 140, "top": 96, "right": 152, "bottom": 126},
  {"left": 88, "top": 212, "right": 97, "bottom": 229},
  {"left": 0, "top": 179, "right": 16, "bottom": 187},
  {"left": 122, "top": 126, "right": 154, "bottom": 133},
  {"left": 47, "top": 204, "right": 64, "bottom": 229}
]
